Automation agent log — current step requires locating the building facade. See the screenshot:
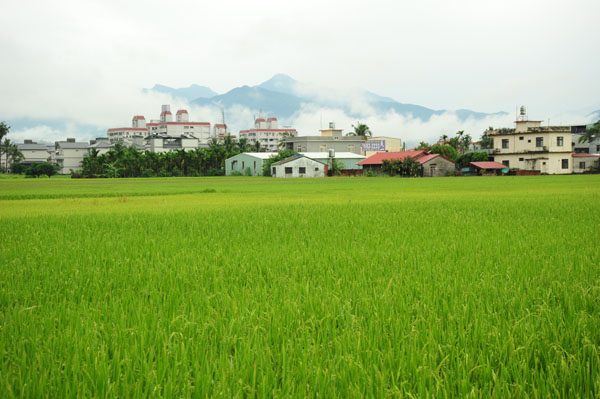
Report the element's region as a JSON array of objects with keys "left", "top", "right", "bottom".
[
  {"left": 238, "top": 117, "right": 297, "bottom": 151},
  {"left": 108, "top": 105, "right": 211, "bottom": 145},
  {"left": 572, "top": 153, "right": 599, "bottom": 173},
  {"left": 271, "top": 156, "right": 327, "bottom": 178},
  {"left": 489, "top": 120, "right": 573, "bottom": 174},
  {"left": 362, "top": 136, "right": 403, "bottom": 157},
  {"left": 225, "top": 152, "right": 278, "bottom": 176},
  {"left": 55, "top": 139, "right": 90, "bottom": 174},
  {"left": 17, "top": 141, "right": 53, "bottom": 165}
]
